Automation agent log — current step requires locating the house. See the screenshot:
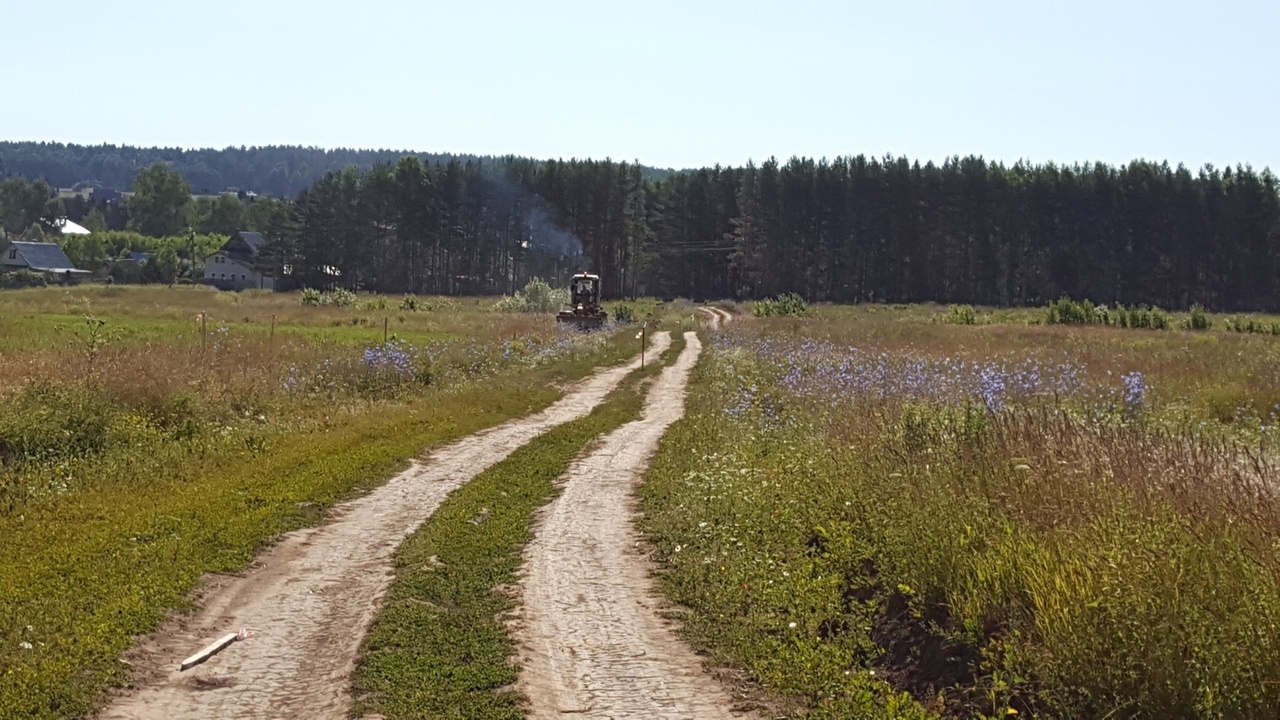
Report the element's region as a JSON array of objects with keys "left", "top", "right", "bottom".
[
  {"left": 203, "top": 231, "right": 275, "bottom": 290},
  {"left": 1, "top": 241, "right": 90, "bottom": 277}
]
